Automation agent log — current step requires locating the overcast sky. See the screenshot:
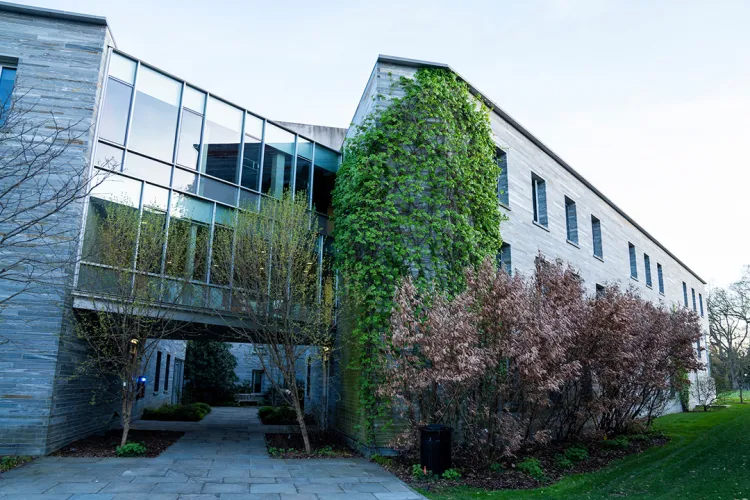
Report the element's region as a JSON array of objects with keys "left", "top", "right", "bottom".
[{"left": 24, "top": 0, "right": 750, "bottom": 287}]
